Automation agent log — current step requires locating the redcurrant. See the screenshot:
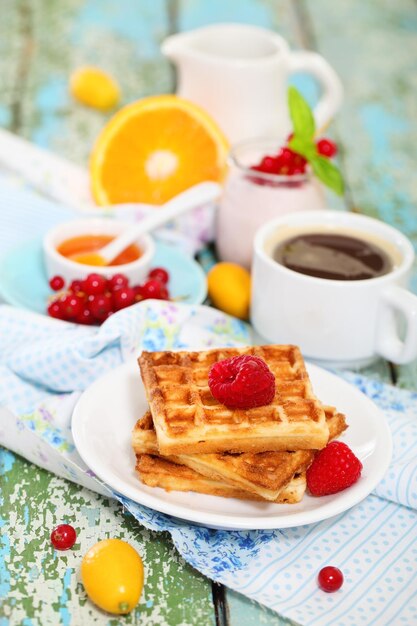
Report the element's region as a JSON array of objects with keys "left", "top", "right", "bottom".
[
  {"left": 88, "top": 293, "right": 112, "bottom": 321},
  {"left": 69, "top": 279, "right": 84, "bottom": 294},
  {"left": 140, "top": 279, "right": 164, "bottom": 300},
  {"left": 258, "top": 155, "right": 277, "bottom": 174},
  {"left": 112, "top": 286, "right": 136, "bottom": 310},
  {"left": 148, "top": 267, "right": 169, "bottom": 285},
  {"left": 50, "top": 524, "right": 77, "bottom": 550},
  {"left": 108, "top": 273, "right": 129, "bottom": 292},
  {"left": 60, "top": 294, "right": 83, "bottom": 319},
  {"left": 316, "top": 138, "right": 337, "bottom": 158},
  {"left": 75, "top": 306, "right": 95, "bottom": 325},
  {"left": 317, "top": 566, "right": 344, "bottom": 592},
  {"left": 47, "top": 301, "right": 64, "bottom": 319},
  {"left": 83, "top": 273, "right": 107, "bottom": 296},
  {"left": 293, "top": 153, "right": 307, "bottom": 168},
  {"left": 49, "top": 275, "right": 65, "bottom": 291},
  {"left": 134, "top": 285, "right": 144, "bottom": 301},
  {"left": 277, "top": 147, "right": 296, "bottom": 165},
  {"left": 159, "top": 286, "right": 169, "bottom": 300}
]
